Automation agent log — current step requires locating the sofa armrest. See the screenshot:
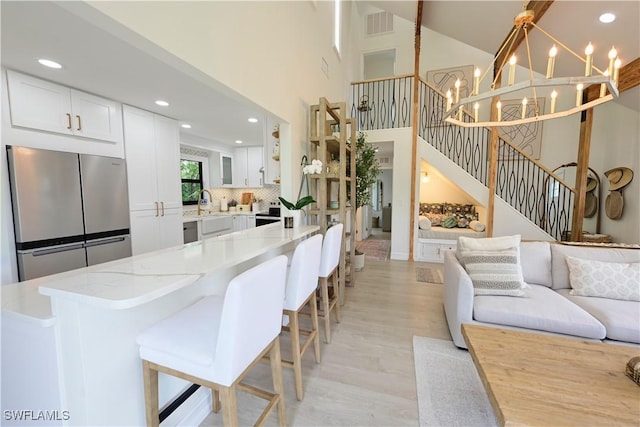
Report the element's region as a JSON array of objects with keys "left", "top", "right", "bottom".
[{"left": 443, "top": 250, "right": 474, "bottom": 348}]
